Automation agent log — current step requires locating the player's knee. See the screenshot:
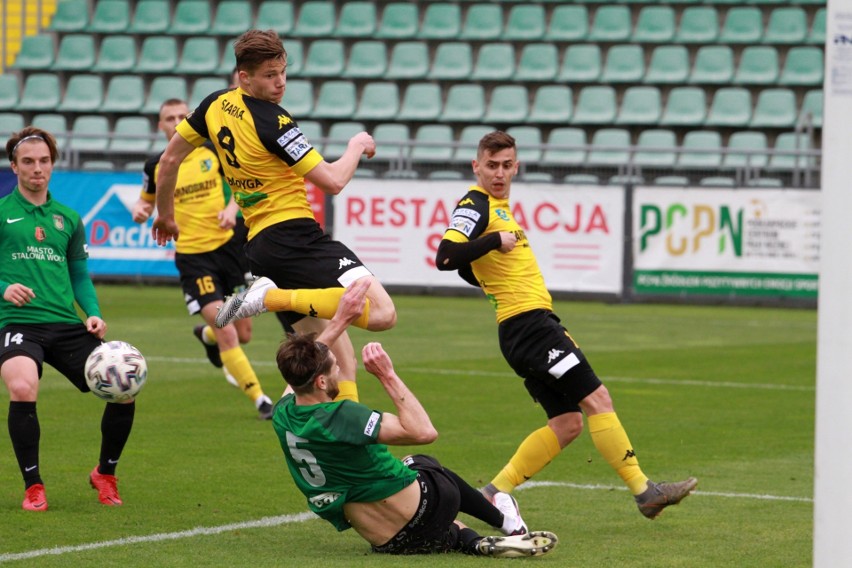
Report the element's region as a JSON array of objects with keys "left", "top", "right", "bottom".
[
  {"left": 368, "top": 307, "right": 397, "bottom": 331},
  {"left": 549, "top": 413, "right": 584, "bottom": 447}
]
